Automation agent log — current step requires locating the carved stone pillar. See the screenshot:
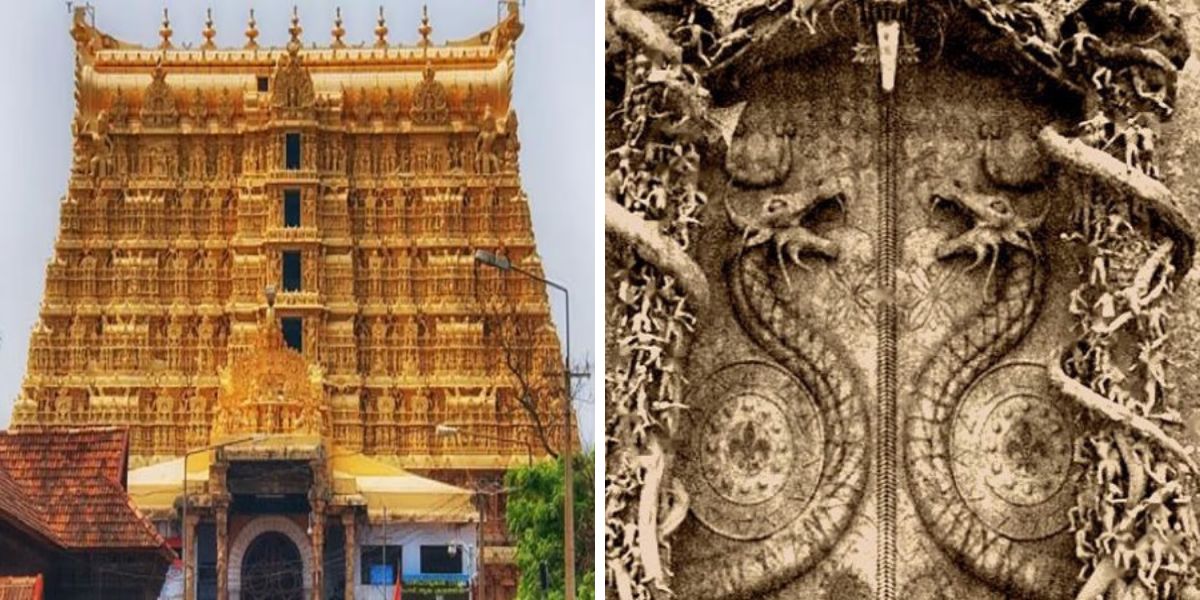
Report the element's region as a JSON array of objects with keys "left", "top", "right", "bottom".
[
  {"left": 342, "top": 512, "right": 356, "bottom": 600},
  {"left": 310, "top": 501, "right": 326, "bottom": 600},
  {"left": 215, "top": 502, "right": 229, "bottom": 600},
  {"left": 183, "top": 513, "right": 199, "bottom": 600}
]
